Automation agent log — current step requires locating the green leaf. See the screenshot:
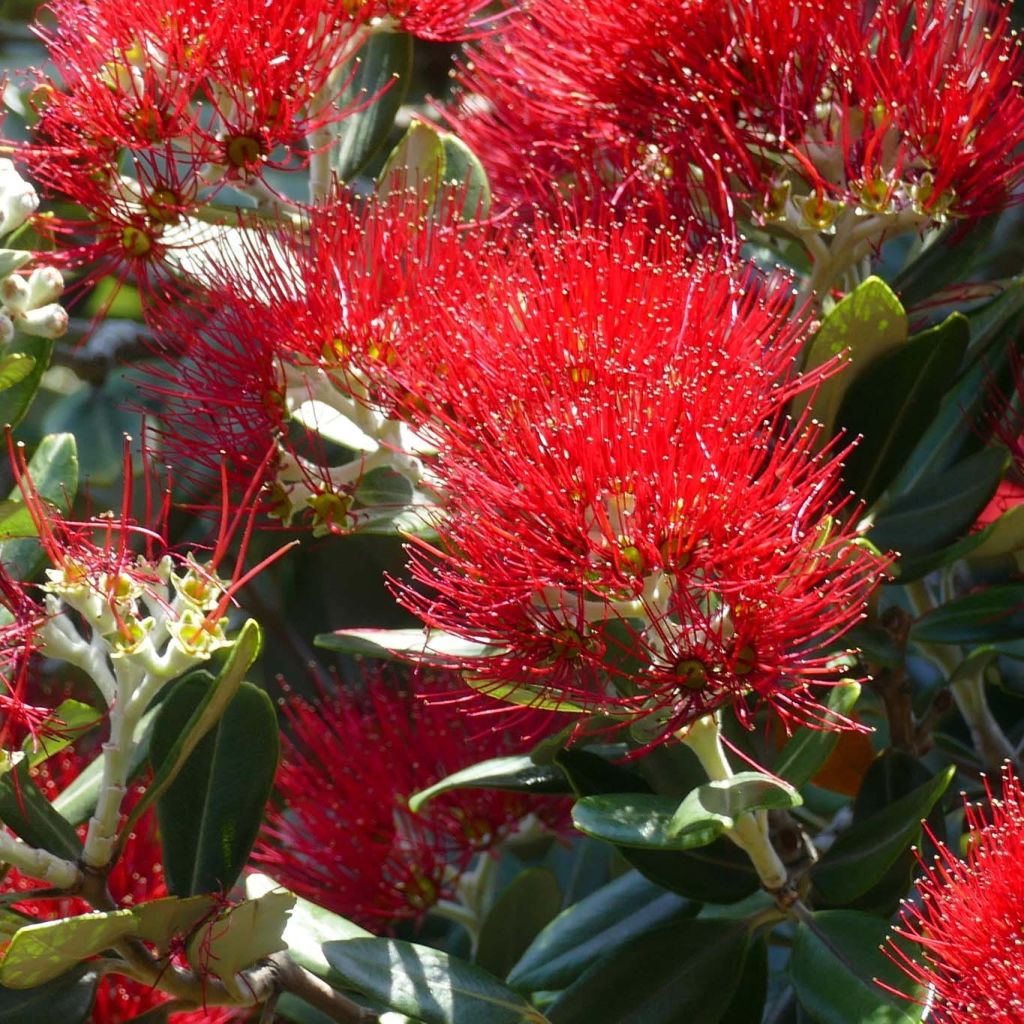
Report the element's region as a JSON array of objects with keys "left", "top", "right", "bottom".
[
  {"left": 376, "top": 120, "right": 490, "bottom": 220},
  {"left": 836, "top": 312, "right": 970, "bottom": 507},
  {"left": 323, "top": 938, "right": 549, "bottom": 1024},
  {"left": 125, "top": 619, "right": 261, "bottom": 839},
  {"left": 555, "top": 749, "right": 759, "bottom": 903},
  {"left": 910, "top": 584, "right": 1024, "bottom": 645},
  {"left": 774, "top": 683, "right": 861, "bottom": 787},
  {"left": 377, "top": 120, "right": 445, "bottom": 201},
  {"left": 476, "top": 869, "right": 562, "bottom": 979},
  {"left": 334, "top": 31, "right": 413, "bottom": 181},
  {"left": 796, "top": 277, "right": 908, "bottom": 438},
  {"left": 0, "top": 250, "right": 31, "bottom": 278},
  {"left": 409, "top": 756, "right": 569, "bottom": 814},
  {"left": 0, "top": 354, "right": 34, "bottom": 392},
  {"left": 869, "top": 446, "right": 1009, "bottom": 560},
  {"left": 151, "top": 675, "right": 278, "bottom": 896},
  {"left": 811, "top": 766, "right": 953, "bottom": 904},
  {"left": 186, "top": 892, "right": 294, "bottom": 999},
  {"left": 790, "top": 910, "right": 923, "bottom": 1024},
  {"left": 315, "top": 627, "right": 491, "bottom": 662},
  {"left": 0, "top": 335, "right": 52, "bottom": 429},
  {"left": 245, "top": 873, "right": 370, "bottom": 981},
  {"left": 438, "top": 132, "right": 491, "bottom": 219},
  {"left": 720, "top": 936, "right": 767, "bottom": 1024},
  {"left": 0, "top": 910, "right": 136, "bottom": 988},
  {"left": 545, "top": 918, "right": 750, "bottom": 1024},
  {"left": 572, "top": 774, "right": 799, "bottom": 852},
  {"left": 666, "top": 773, "right": 801, "bottom": 838},
  {"left": 0, "top": 966, "right": 97, "bottom": 1024},
  {"left": 507, "top": 871, "right": 693, "bottom": 993},
  {"left": 0, "top": 752, "right": 82, "bottom": 860},
  {"left": 0, "top": 432, "right": 78, "bottom": 582},
  {"left": 132, "top": 895, "right": 217, "bottom": 952},
  {"left": 24, "top": 699, "right": 102, "bottom": 768}
]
